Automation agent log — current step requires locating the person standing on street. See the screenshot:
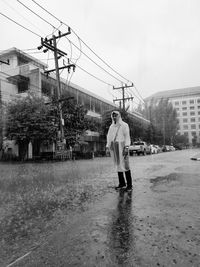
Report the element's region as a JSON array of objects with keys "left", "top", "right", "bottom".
[{"left": 106, "top": 110, "right": 132, "bottom": 191}]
